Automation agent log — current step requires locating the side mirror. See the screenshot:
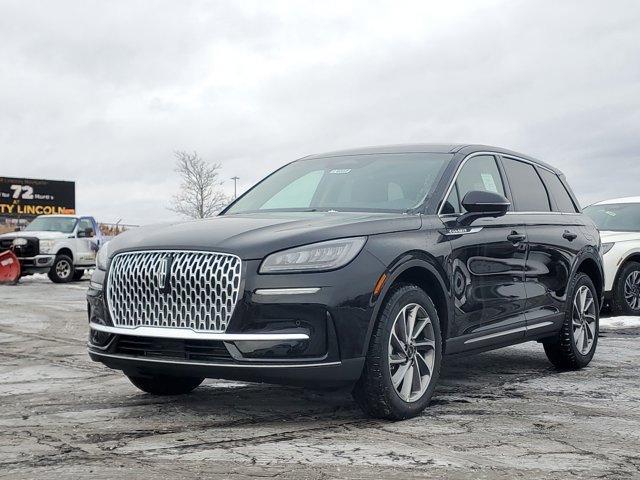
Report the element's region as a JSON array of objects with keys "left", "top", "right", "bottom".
[
  {"left": 78, "top": 228, "right": 95, "bottom": 238},
  {"left": 457, "top": 190, "right": 510, "bottom": 226}
]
